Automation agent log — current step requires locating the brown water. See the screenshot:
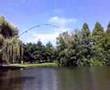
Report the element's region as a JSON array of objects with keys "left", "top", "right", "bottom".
[{"left": 0, "top": 67, "right": 110, "bottom": 90}]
